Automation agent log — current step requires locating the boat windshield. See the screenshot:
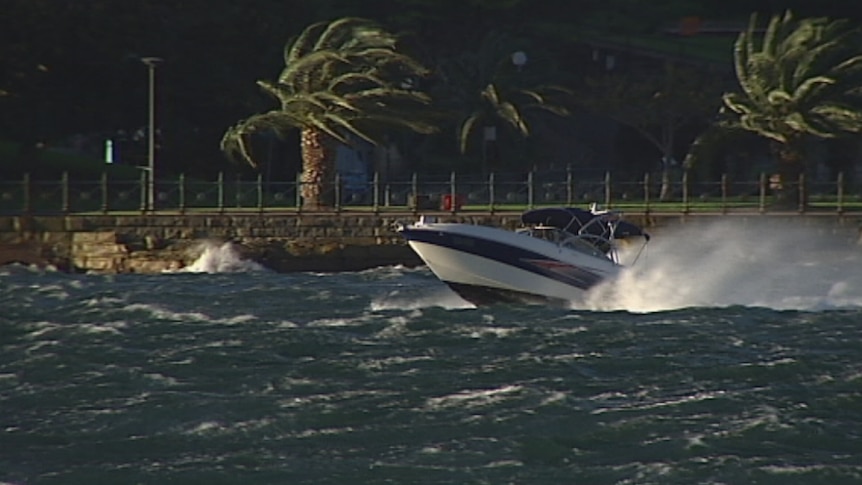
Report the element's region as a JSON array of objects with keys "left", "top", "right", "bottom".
[
  {"left": 517, "top": 225, "right": 614, "bottom": 260},
  {"left": 517, "top": 226, "right": 564, "bottom": 243}
]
